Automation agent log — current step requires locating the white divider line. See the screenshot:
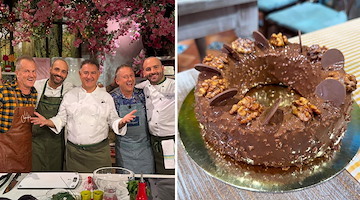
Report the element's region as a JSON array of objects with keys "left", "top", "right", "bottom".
[{"left": 133, "top": 174, "right": 175, "bottom": 179}]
